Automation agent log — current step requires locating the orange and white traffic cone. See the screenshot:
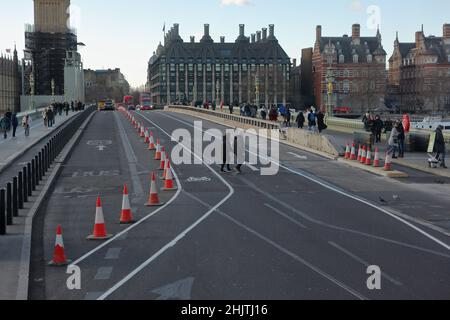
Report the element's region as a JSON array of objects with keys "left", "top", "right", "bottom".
[
  {"left": 145, "top": 172, "right": 164, "bottom": 207},
  {"left": 350, "top": 144, "right": 357, "bottom": 160},
  {"left": 384, "top": 153, "right": 392, "bottom": 171},
  {"left": 161, "top": 156, "right": 171, "bottom": 180},
  {"left": 344, "top": 144, "right": 351, "bottom": 159},
  {"left": 154, "top": 141, "right": 162, "bottom": 160},
  {"left": 357, "top": 145, "right": 362, "bottom": 162},
  {"left": 87, "top": 196, "right": 113, "bottom": 240},
  {"left": 361, "top": 146, "right": 367, "bottom": 164},
  {"left": 373, "top": 148, "right": 381, "bottom": 167},
  {"left": 49, "top": 225, "right": 70, "bottom": 266},
  {"left": 148, "top": 132, "right": 156, "bottom": 150},
  {"left": 144, "top": 130, "right": 150, "bottom": 143},
  {"left": 120, "top": 185, "right": 135, "bottom": 224},
  {"left": 140, "top": 126, "right": 145, "bottom": 138},
  {"left": 159, "top": 147, "right": 166, "bottom": 170},
  {"left": 365, "top": 147, "right": 372, "bottom": 166},
  {"left": 162, "top": 160, "right": 177, "bottom": 191}
]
